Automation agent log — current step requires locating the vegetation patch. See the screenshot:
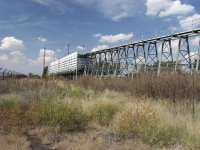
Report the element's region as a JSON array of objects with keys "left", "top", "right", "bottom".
[
  {"left": 0, "top": 95, "right": 26, "bottom": 128},
  {"left": 112, "top": 103, "right": 187, "bottom": 146},
  {"left": 27, "top": 100, "right": 88, "bottom": 131},
  {"left": 88, "top": 100, "right": 120, "bottom": 125}
]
